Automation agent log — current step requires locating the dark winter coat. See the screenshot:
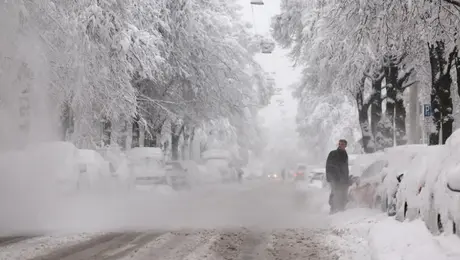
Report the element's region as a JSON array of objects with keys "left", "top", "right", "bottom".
[{"left": 325, "top": 149, "right": 349, "bottom": 184}]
